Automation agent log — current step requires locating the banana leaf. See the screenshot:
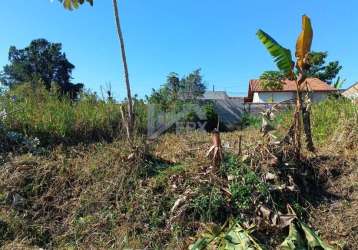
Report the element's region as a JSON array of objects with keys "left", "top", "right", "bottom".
[
  {"left": 279, "top": 222, "right": 306, "bottom": 250},
  {"left": 256, "top": 30, "right": 294, "bottom": 79},
  {"left": 189, "top": 224, "right": 225, "bottom": 250},
  {"left": 280, "top": 221, "right": 334, "bottom": 250},
  {"left": 295, "top": 15, "right": 313, "bottom": 70},
  {"left": 189, "top": 221, "right": 263, "bottom": 250},
  {"left": 222, "top": 223, "right": 262, "bottom": 250},
  {"left": 333, "top": 77, "right": 345, "bottom": 89},
  {"left": 189, "top": 237, "right": 212, "bottom": 250},
  {"left": 300, "top": 222, "right": 334, "bottom": 250}
]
